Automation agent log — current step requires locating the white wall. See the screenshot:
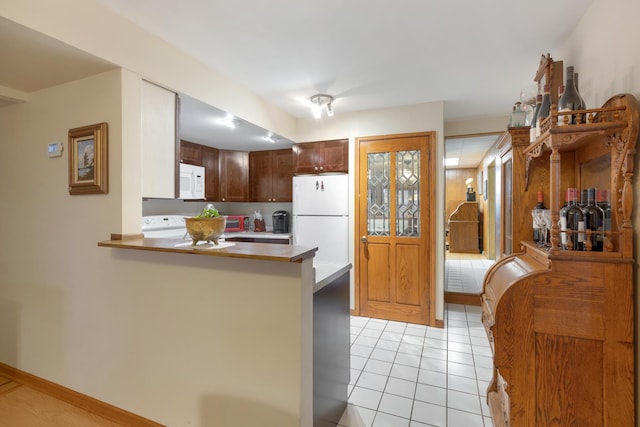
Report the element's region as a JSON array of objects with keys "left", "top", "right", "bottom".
[
  {"left": 0, "top": 70, "right": 314, "bottom": 427},
  {"left": 296, "top": 102, "right": 446, "bottom": 320}
]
